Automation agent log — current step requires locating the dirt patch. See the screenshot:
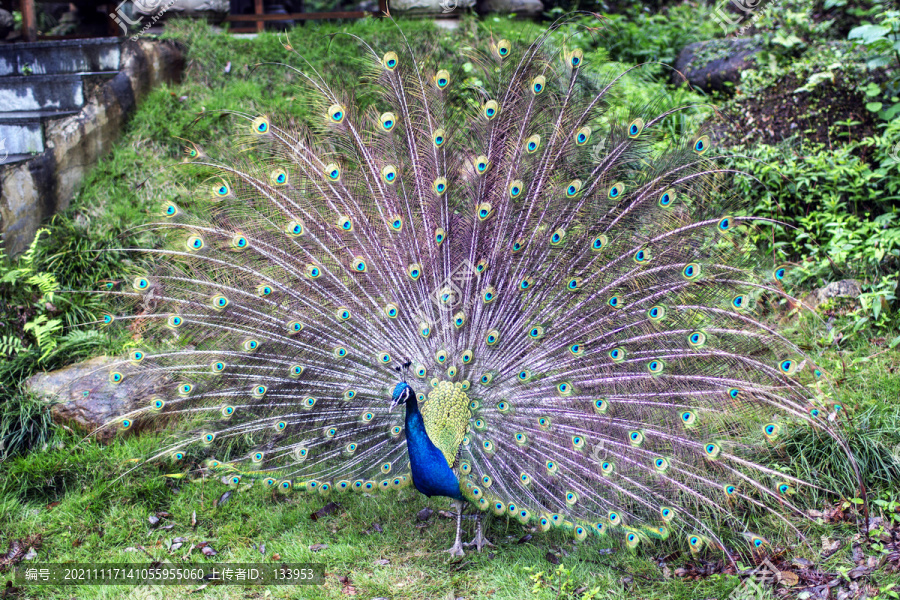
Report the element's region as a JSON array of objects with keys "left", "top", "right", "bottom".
[{"left": 720, "top": 68, "right": 878, "bottom": 147}]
